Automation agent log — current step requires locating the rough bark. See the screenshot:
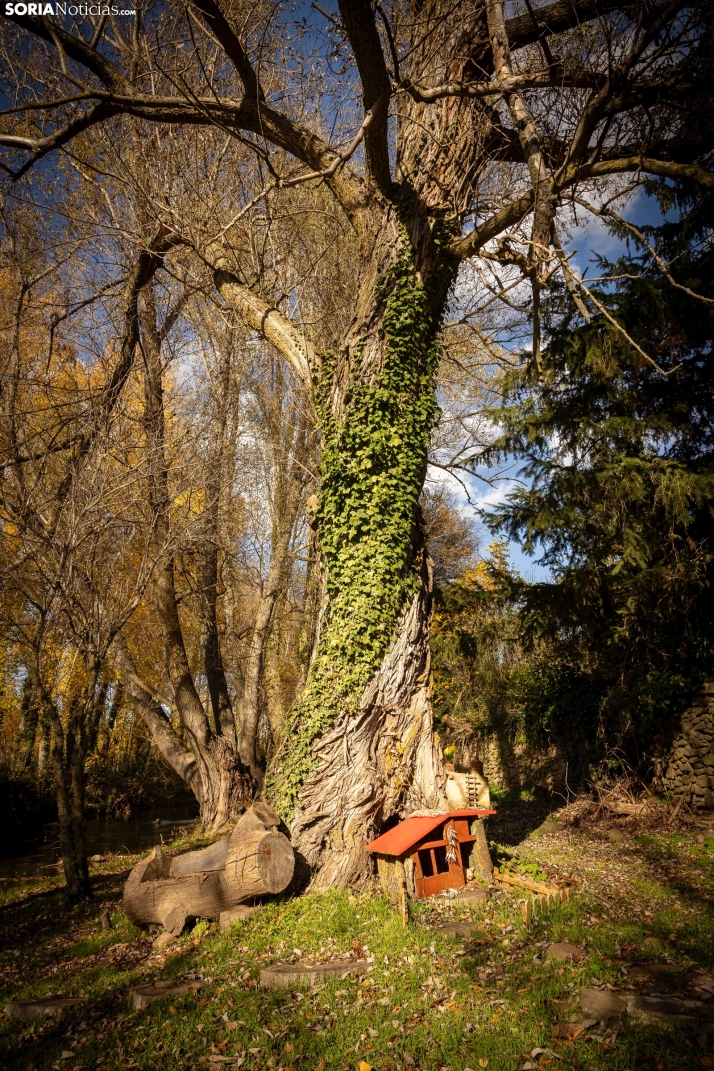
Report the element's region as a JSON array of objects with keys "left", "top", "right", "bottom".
[
  {"left": 290, "top": 539, "right": 447, "bottom": 887},
  {"left": 276, "top": 3, "right": 489, "bottom": 882}
]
